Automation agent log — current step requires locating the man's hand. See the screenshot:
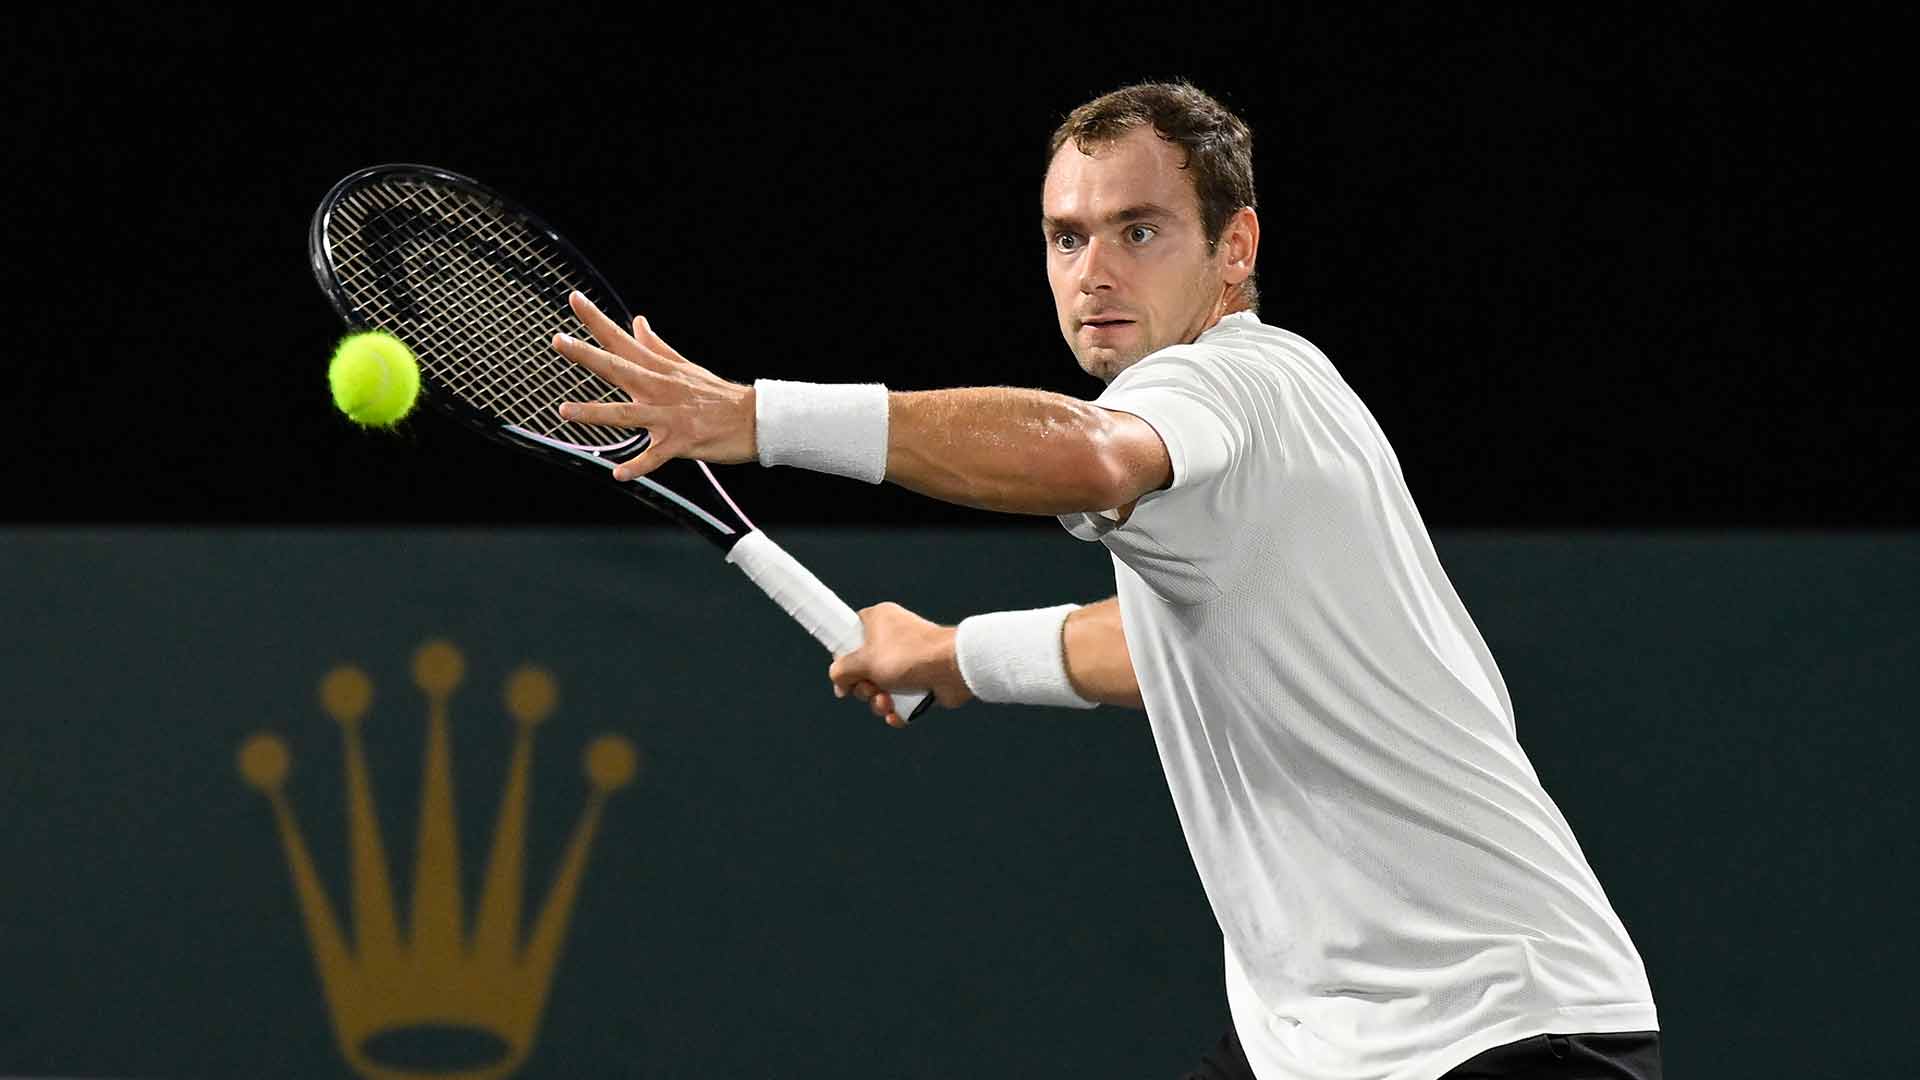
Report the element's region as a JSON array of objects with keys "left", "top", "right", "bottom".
[
  {"left": 828, "top": 602, "right": 974, "bottom": 728},
  {"left": 552, "top": 291, "right": 756, "bottom": 480}
]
